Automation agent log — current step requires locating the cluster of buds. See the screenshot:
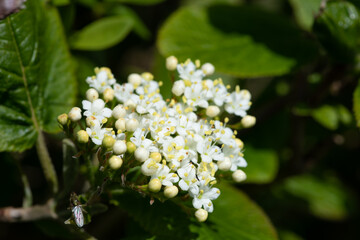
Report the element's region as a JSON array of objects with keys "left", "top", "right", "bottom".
[{"left": 58, "top": 56, "right": 255, "bottom": 223}]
